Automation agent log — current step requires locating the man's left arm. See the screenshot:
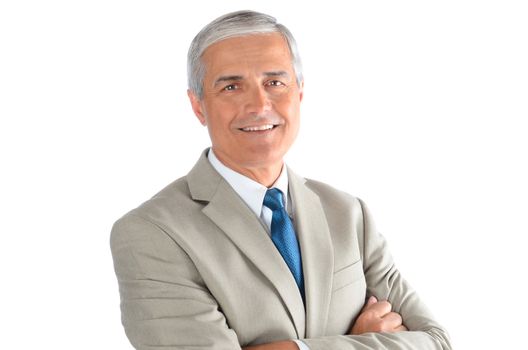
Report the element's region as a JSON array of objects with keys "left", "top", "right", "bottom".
[{"left": 301, "top": 198, "right": 451, "bottom": 349}]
